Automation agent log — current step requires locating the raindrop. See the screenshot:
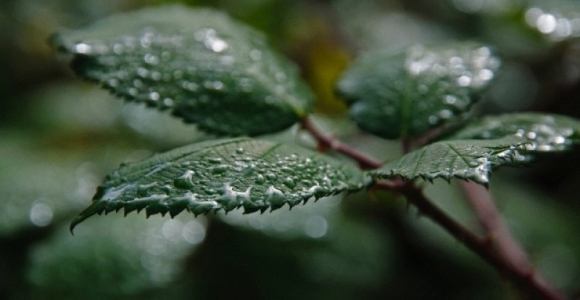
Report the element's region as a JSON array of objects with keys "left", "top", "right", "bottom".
[
  {"left": 428, "top": 115, "right": 439, "bottom": 124},
  {"left": 208, "top": 39, "right": 228, "bottom": 52},
  {"left": 185, "top": 81, "right": 198, "bottom": 91},
  {"left": 537, "top": 14, "right": 557, "bottom": 34},
  {"left": 525, "top": 8, "right": 544, "bottom": 27},
  {"left": 264, "top": 186, "right": 285, "bottom": 208},
  {"left": 457, "top": 75, "right": 471, "bottom": 86},
  {"left": 107, "top": 78, "right": 119, "bottom": 87},
  {"left": 250, "top": 49, "right": 262, "bottom": 61},
  {"left": 150, "top": 92, "right": 160, "bottom": 101},
  {"left": 151, "top": 71, "right": 162, "bottom": 81},
  {"left": 74, "top": 43, "right": 92, "bottom": 54},
  {"left": 208, "top": 158, "right": 222, "bottom": 164},
  {"left": 211, "top": 165, "right": 228, "bottom": 174},
  {"left": 553, "top": 136, "right": 566, "bottom": 144},
  {"left": 304, "top": 215, "right": 328, "bottom": 238},
  {"left": 444, "top": 95, "right": 457, "bottom": 105},
  {"left": 439, "top": 109, "right": 453, "bottom": 119},
  {"left": 144, "top": 54, "right": 160, "bottom": 65},
  {"left": 174, "top": 170, "right": 195, "bottom": 189},
  {"left": 478, "top": 69, "right": 494, "bottom": 81},
  {"left": 163, "top": 98, "right": 174, "bottom": 107},
  {"left": 283, "top": 178, "right": 296, "bottom": 188},
  {"left": 137, "top": 67, "right": 149, "bottom": 77},
  {"left": 182, "top": 221, "right": 206, "bottom": 244},
  {"left": 113, "top": 43, "right": 124, "bottom": 54},
  {"left": 162, "top": 219, "right": 183, "bottom": 242},
  {"left": 255, "top": 174, "right": 266, "bottom": 184},
  {"left": 161, "top": 51, "right": 171, "bottom": 61},
  {"left": 30, "top": 202, "right": 53, "bottom": 227}
]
